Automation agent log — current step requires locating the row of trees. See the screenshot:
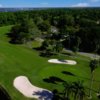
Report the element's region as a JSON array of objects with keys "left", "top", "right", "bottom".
[
  {"left": 52, "top": 81, "right": 86, "bottom": 100},
  {"left": 7, "top": 8, "right": 100, "bottom": 54}
]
